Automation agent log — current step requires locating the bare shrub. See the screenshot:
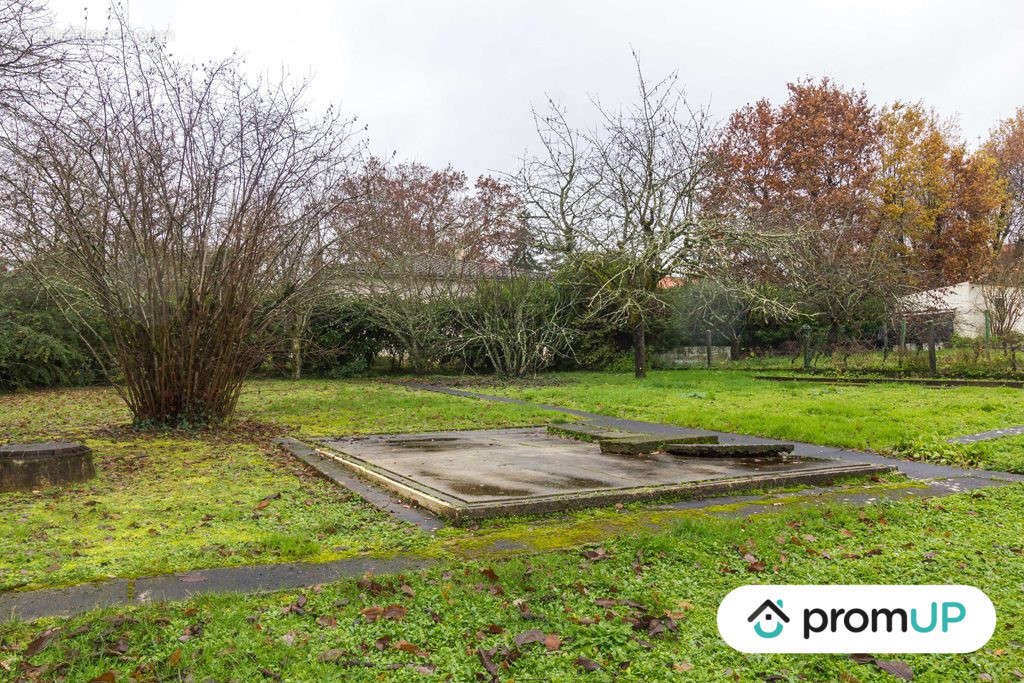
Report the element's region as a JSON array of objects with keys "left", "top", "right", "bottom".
[{"left": 0, "top": 14, "right": 360, "bottom": 424}]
